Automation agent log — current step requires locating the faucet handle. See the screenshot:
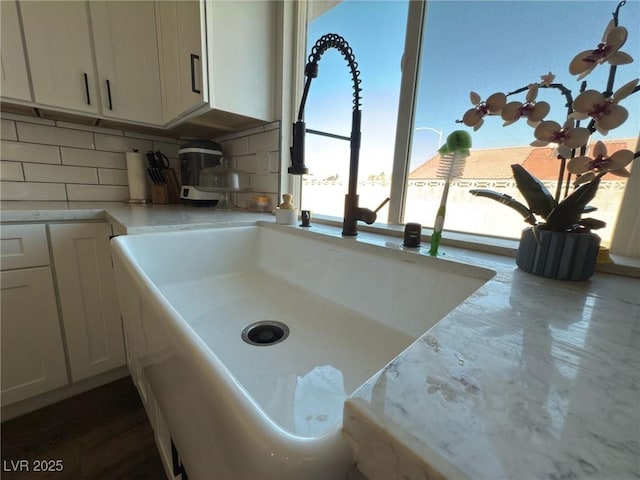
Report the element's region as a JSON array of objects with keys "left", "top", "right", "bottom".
[
  {"left": 373, "top": 197, "right": 390, "bottom": 214},
  {"left": 359, "top": 197, "right": 390, "bottom": 225}
]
